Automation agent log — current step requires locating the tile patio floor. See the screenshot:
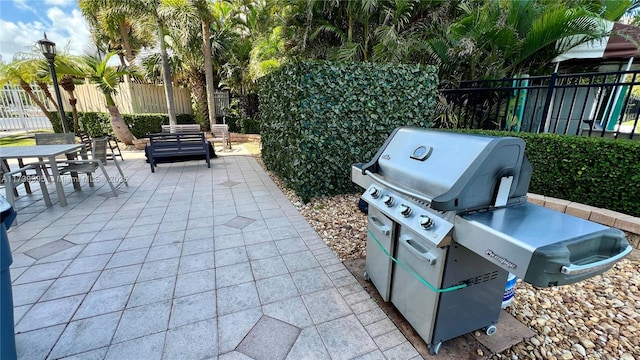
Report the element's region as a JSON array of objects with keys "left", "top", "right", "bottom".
[{"left": 4, "top": 149, "right": 421, "bottom": 360}]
